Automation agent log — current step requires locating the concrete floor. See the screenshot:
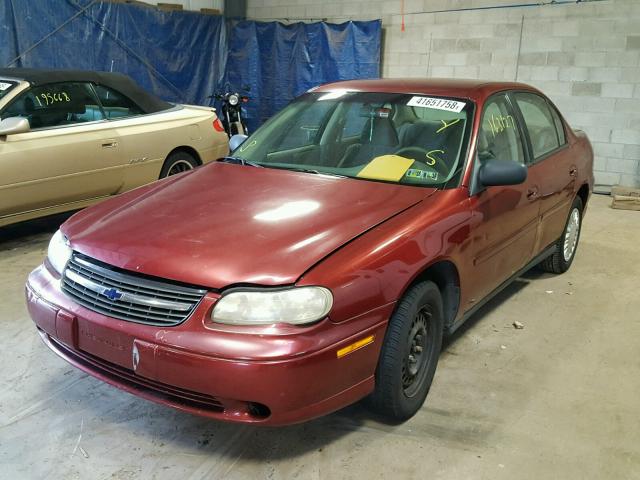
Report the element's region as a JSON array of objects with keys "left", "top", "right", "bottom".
[{"left": 0, "top": 193, "right": 638, "bottom": 480}]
